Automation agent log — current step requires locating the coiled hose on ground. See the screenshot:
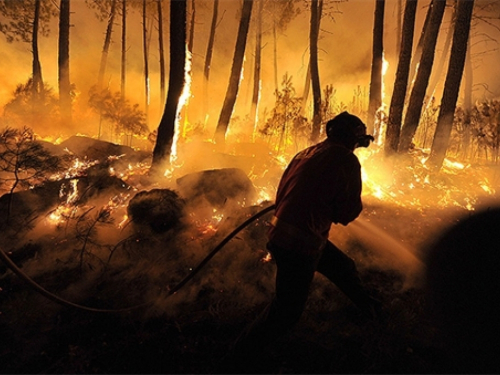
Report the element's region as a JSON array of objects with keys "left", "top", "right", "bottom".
[{"left": 0, "top": 204, "right": 275, "bottom": 313}]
